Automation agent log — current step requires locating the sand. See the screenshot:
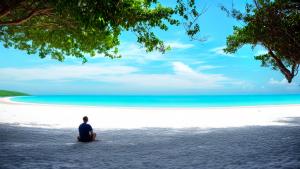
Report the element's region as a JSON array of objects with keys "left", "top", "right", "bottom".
[
  {"left": 1, "top": 97, "right": 300, "bottom": 169},
  {"left": 1, "top": 97, "right": 300, "bottom": 129}
]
